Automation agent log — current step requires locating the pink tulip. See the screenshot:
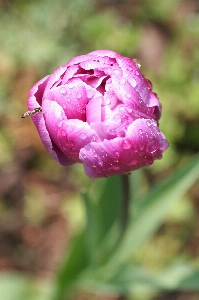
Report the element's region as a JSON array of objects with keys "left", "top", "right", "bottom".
[{"left": 28, "top": 50, "right": 168, "bottom": 178}]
